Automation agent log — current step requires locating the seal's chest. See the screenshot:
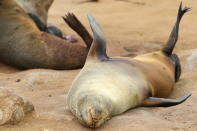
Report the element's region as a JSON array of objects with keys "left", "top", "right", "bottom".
[{"left": 79, "top": 67, "right": 146, "bottom": 104}]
